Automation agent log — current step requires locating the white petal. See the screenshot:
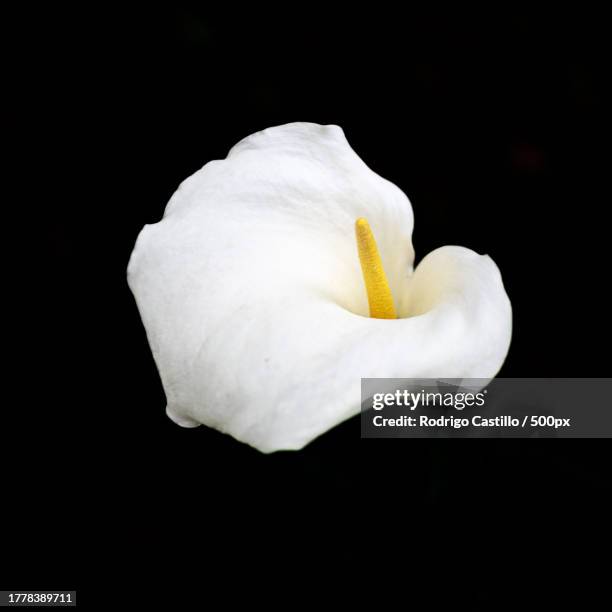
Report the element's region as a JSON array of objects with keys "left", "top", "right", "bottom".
[{"left": 128, "top": 122, "right": 511, "bottom": 453}]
